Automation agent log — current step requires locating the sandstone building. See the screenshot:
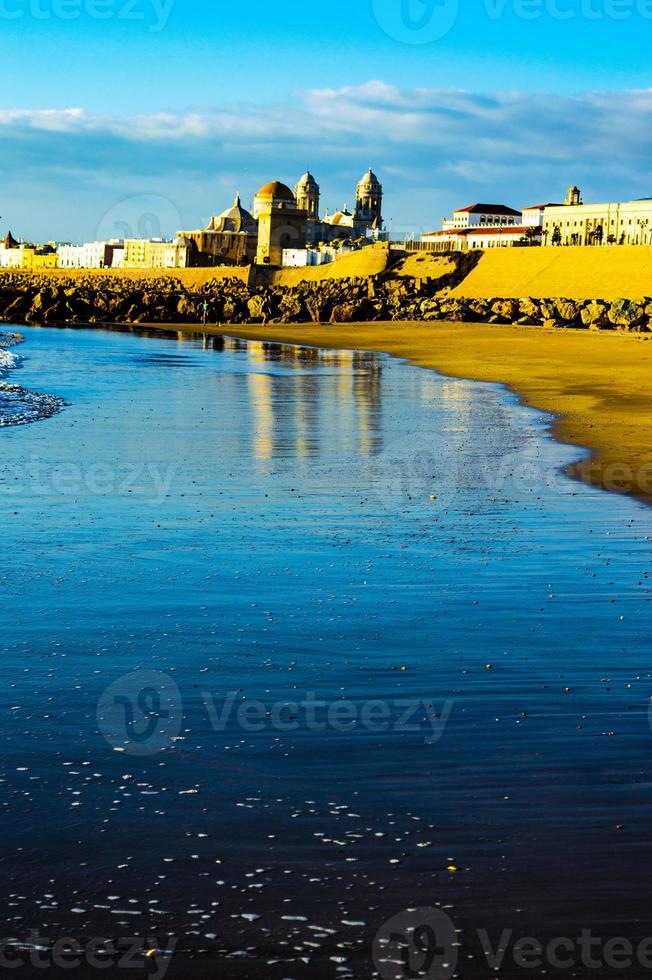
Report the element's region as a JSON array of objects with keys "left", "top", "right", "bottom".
[
  {"left": 254, "top": 181, "right": 310, "bottom": 266},
  {"left": 297, "top": 168, "right": 384, "bottom": 244},
  {"left": 177, "top": 194, "right": 258, "bottom": 266},
  {"left": 122, "top": 238, "right": 191, "bottom": 269},
  {"left": 178, "top": 169, "right": 385, "bottom": 267},
  {"left": 542, "top": 186, "right": 652, "bottom": 246}
]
